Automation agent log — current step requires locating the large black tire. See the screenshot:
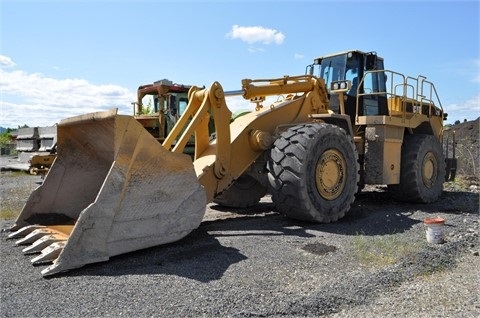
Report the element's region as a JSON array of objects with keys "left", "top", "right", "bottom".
[
  {"left": 267, "top": 123, "right": 359, "bottom": 223},
  {"left": 213, "top": 175, "right": 267, "bottom": 208},
  {"left": 388, "top": 134, "right": 445, "bottom": 203}
]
